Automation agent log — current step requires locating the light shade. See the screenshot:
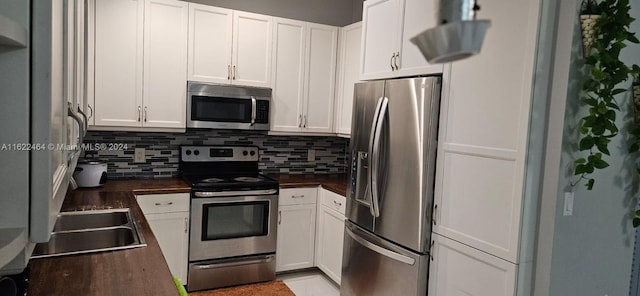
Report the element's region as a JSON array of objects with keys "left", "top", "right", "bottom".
[{"left": 411, "top": 20, "right": 491, "bottom": 64}]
